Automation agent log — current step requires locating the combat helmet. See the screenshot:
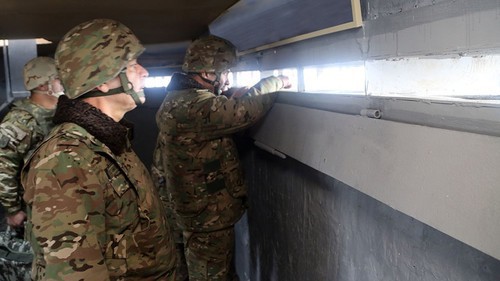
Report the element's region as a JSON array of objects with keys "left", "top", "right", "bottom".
[
  {"left": 182, "top": 35, "right": 237, "bottom": 74},
  {"left": 55, "top": 18, "right": 145, "bottom": 103},
  {"left": 23, "top": 57, "right": 58, "bottom": 91}
]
